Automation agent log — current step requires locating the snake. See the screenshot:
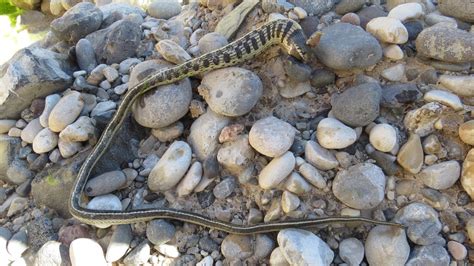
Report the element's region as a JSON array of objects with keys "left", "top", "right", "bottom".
[{"left": 69, "top": 18, "right": 402, "bottom": 234}]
